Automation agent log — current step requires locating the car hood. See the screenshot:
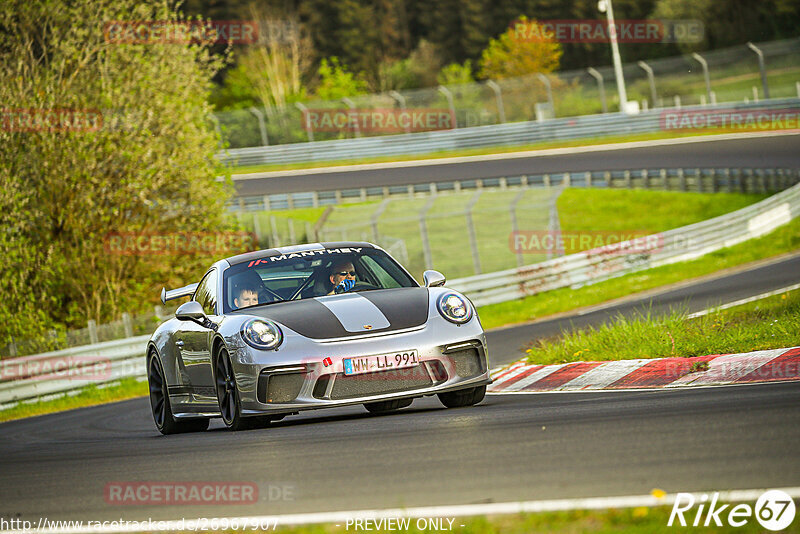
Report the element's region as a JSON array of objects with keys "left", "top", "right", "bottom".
[{"left": 236, "top": 287, "right": 429, "bottom": 340}]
